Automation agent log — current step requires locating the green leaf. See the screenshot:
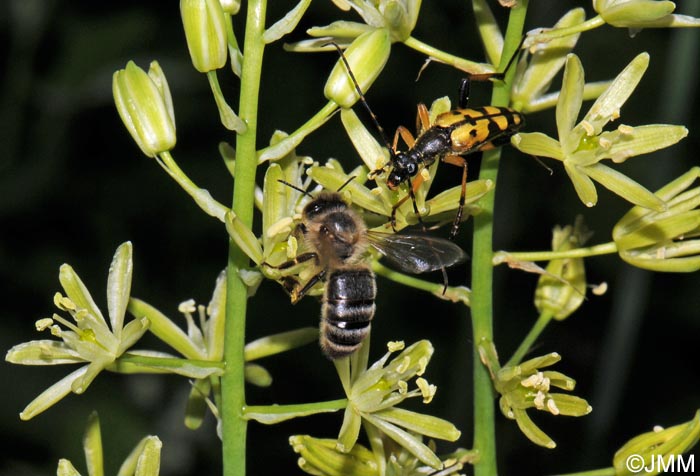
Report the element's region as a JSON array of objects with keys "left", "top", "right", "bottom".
[
  {"left": 307, "top": 166, "right": 388, "bottom": 216},
  {"left": 341, "top": 108, "right": 388, "bottom": 173},
  {"left": 83, "top": 412, "right": 104, "bottom": 476},
  {"left": 128, "top": 298, "right": 205, "bottom": 360},
  {"left": 582, "top": 53, "right": 649, "bottom": 134},
  {"left": 244, "top": 327, "right": 318, "bottom": 361},
  {"left": 512, "top": 408, "right": 556, "bottom": 448},
  {"left": 557, "top": 54, "right": 584, "bottom": 149},
  {"left": 225, "top": 211, "right": 264, "bottom": 265},
  {"left": 134, "top": 437, "right": 162, "bottom": 476},
  {"left": 59, "top": 265, "right": 106, "bottom": 326},
  {"left": 245, "top": 363, "right": 273, "bottom": 387},
  {"left": 57, "top": 459, "right": 82, "bottom": 476},
  {"left": 20, "top": 365, "right": 88, "bottom": 420},
  {"left": 374, "top": 407, "right": 461, "bottom": 441},
  {"left": 106, "top": 242, "right": 133, "bottom": 337},
  {"left": 6, "top": 340, "right": 82, "bottom": 365},
  {"left": 244, "top": 401, "right": 344, "bottom": 424},
  {"left": 564, "top": 162, "right": 598, "bottom": 207},
  {"left": 262, "top": 164, "right": 287, "bottom": 251},
  {"left": 117, "top": 435, "right": 163, "bottom": 476},
  {"left": 597, "top": 124, "right": 688, "bottom": 163},
  {"left": 306, "top": 20, "right": 374, "bottom": 38},
  {"left": 262, "top": 0, "right": 312, "bottom": 43},
  {"left": 362, "top": 412, "right": 442, "bottom": 469},
  {"left": 511, "top": 132, "right": 564, "bottom": 160},
  {"left": 337, "top": 406, "right": 362, "bottom": 452},
  {"left": 184, "top": 378, "right": 211, "bottom": 430},
  {"left": 584, "top": 162, "right": 665, "bottom": 211}
]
